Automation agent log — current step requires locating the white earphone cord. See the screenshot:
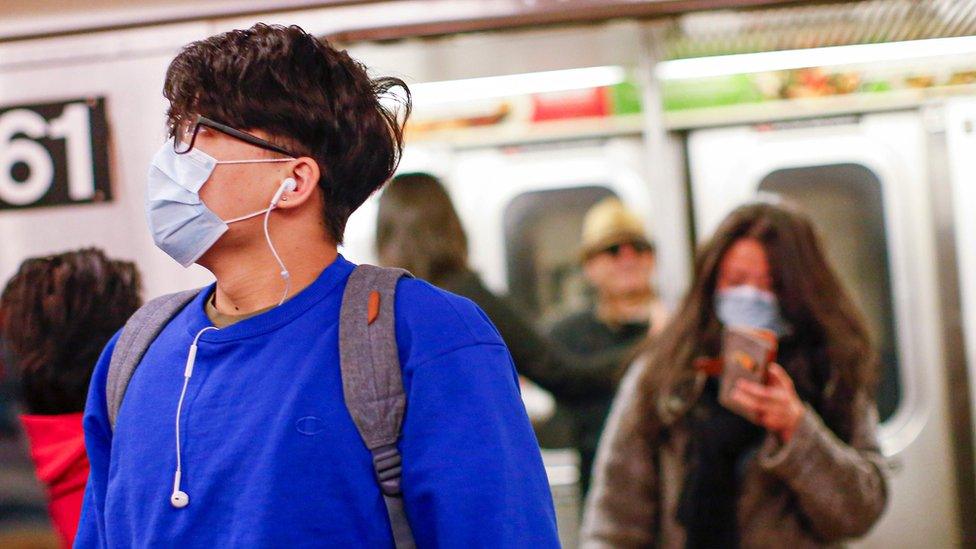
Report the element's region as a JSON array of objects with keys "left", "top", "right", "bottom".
[
  {"left": 263, "top": 204, "right": 290, "bottom": 306},
  {"left": 172, "top": 326, "right": 219, "bottom": 507},
  {"left": 171, "top": 180, "right": 292, "bottom": 508},
  {"left": 221, "top": 179, "right": 293, "bottom": 305}
]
